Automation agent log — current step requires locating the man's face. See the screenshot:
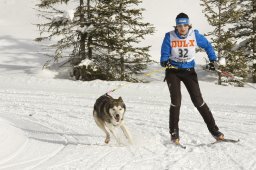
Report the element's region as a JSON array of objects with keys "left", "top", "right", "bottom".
[{"left": 176, "top": 24, "right": 189, "bottom": 35}]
